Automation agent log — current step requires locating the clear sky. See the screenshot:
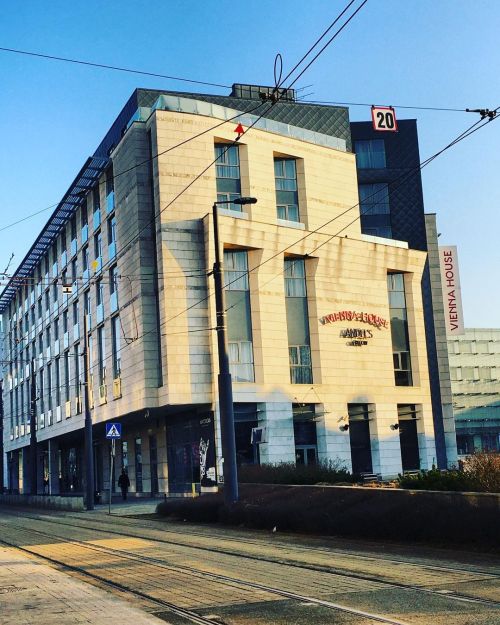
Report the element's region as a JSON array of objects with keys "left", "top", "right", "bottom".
[{"left": 1, "top": 0, "right": 499, "bottom": 326}]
